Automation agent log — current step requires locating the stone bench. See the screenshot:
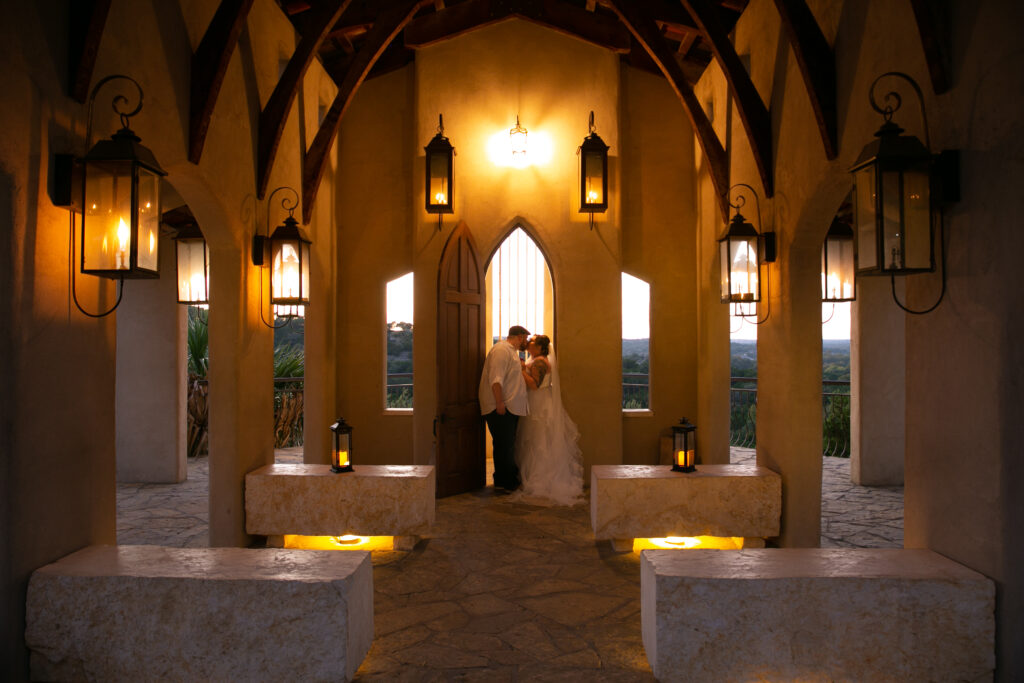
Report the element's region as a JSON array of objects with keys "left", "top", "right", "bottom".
[
  {"left": 591, "top": 464, "right": 781, "bottom": 551},
  {"left": 246, "top": 463, "right": 435, "bottom": 551},
  {"left": 26, "top": 545, "right": 373, "bottom": 682},
  {"left": 641, "top": 548, "right": 995, "bottom": 682}
]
